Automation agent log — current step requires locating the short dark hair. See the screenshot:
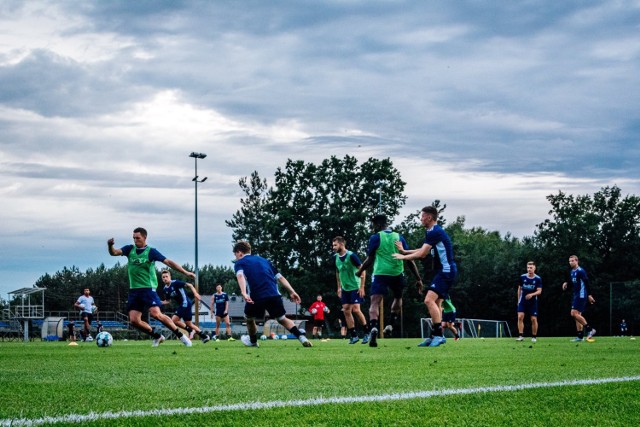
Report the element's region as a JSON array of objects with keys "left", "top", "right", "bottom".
[
  {"left": 233, "top": 240, "right": 252, "bottom": 254},
  {"left": 421, "top": 206, "right": 438, "bottom": 220},
  {"left": 133, "top": 227, "right": 148, "bottom": 238},
  {"left": 371, "top": 214, "right": 388, "bottom": 227},
  {"left": 333, "top": 236, "right": 346, "bottom": 245},
  {"left": 161, "top": 269, "right": 171, "bottom": 276}
]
